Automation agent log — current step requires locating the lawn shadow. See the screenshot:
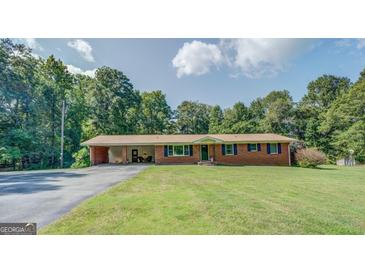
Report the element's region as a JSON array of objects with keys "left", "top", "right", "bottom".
[
  {"left": 315, "top": 166, "right": 338, "bottom": 171},
  {"left": 289, "top": 165, "right": 338, "bottom": 171}
]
